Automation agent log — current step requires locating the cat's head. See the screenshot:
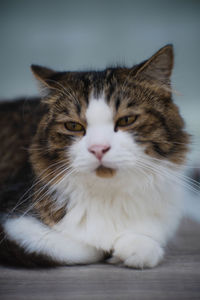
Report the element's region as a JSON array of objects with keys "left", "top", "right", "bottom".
[{"left": 30, "top": 45, "right": 189, "bottom": 184}]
